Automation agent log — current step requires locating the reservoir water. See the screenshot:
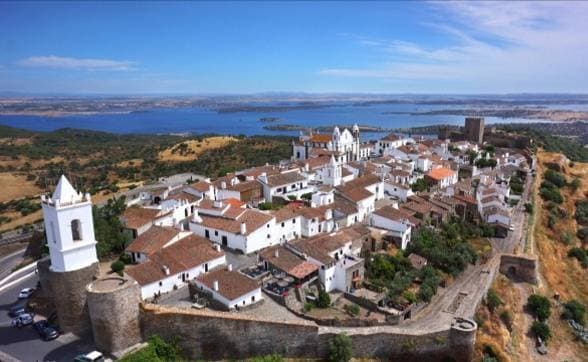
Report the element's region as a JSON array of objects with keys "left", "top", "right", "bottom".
[{"left": 0, "top": 103, "right": 547, "bottom": 140}]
